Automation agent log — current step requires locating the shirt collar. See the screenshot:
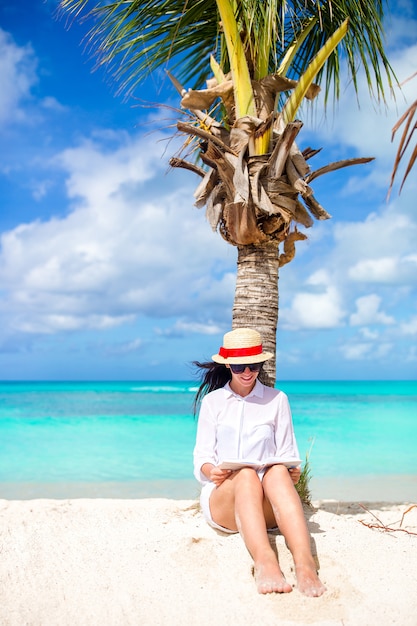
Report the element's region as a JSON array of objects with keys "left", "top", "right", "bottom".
[{"left": 224, "top": 379, "right": 264, "bottom": 399}]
